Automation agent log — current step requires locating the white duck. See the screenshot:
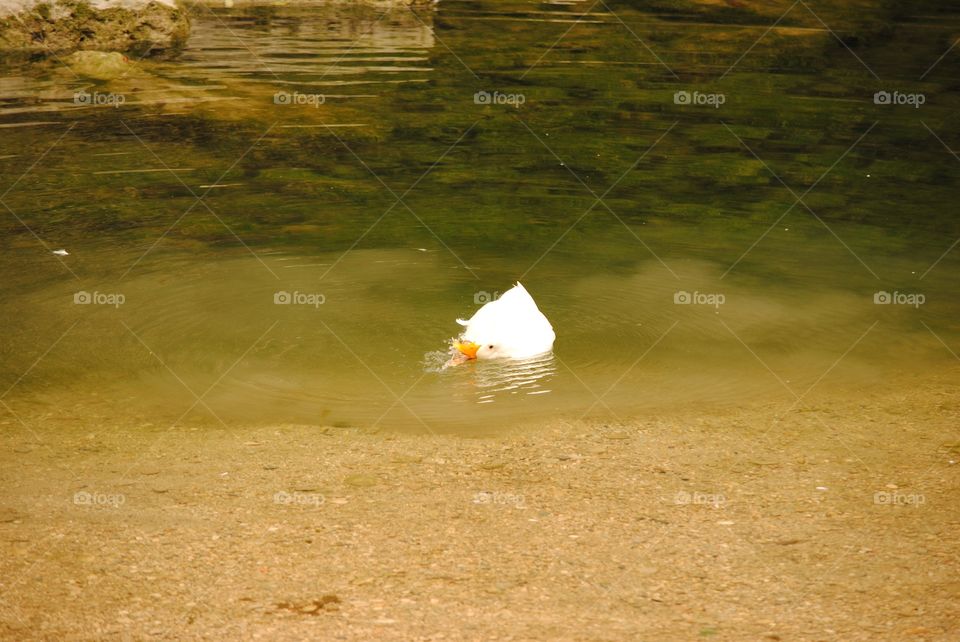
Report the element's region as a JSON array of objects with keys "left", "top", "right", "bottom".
[{"left": 454, "top": 282, "right": 555, "bottom": 360}]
